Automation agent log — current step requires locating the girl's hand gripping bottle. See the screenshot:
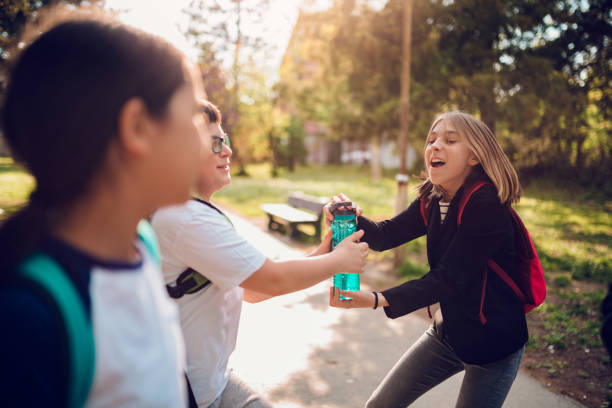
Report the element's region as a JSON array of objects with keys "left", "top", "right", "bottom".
[{"left": 331, "top": 201, "right": 360, "bottom": 300}]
